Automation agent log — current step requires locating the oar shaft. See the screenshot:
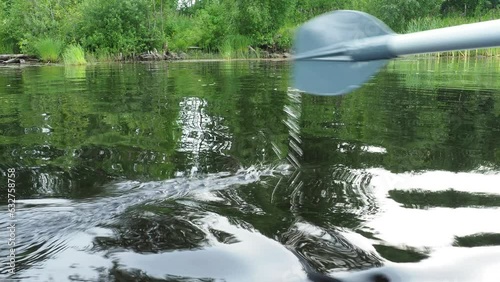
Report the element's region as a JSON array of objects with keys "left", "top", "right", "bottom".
[
  {"left": 388, "top": 19, "right": 500, "bottom": 56},
  {"left": 297, "top": 19, "right": 500, "bottom": 62}
]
